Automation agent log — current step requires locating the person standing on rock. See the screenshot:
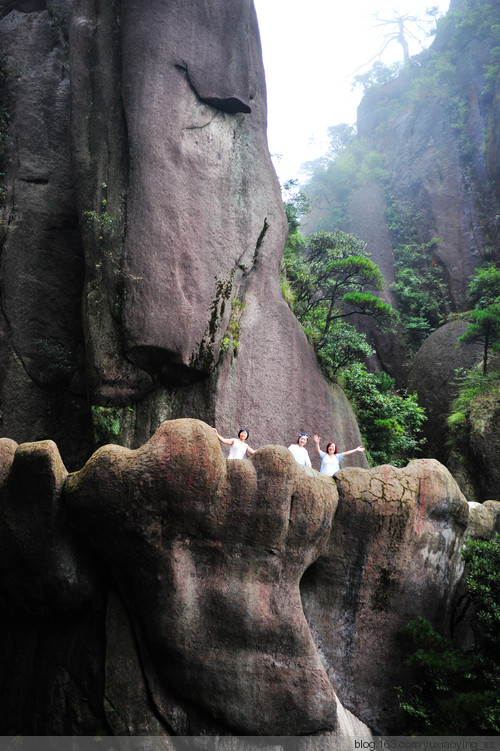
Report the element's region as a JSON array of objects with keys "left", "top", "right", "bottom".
[
  {"left": 312, "top": 434, "right": 365, "bottom": 476},
  {"left": 288, "top": 434, "right": 312, "bottom": 467},
  {"left": 213, "top": 428, "right": 255, "bottom": 459}
]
